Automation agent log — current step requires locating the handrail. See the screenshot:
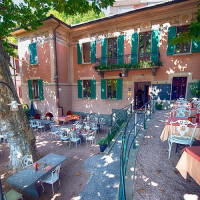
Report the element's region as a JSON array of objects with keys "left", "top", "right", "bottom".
[{"left": 118, "top": 99, "right": 155, "bottom": 200}]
